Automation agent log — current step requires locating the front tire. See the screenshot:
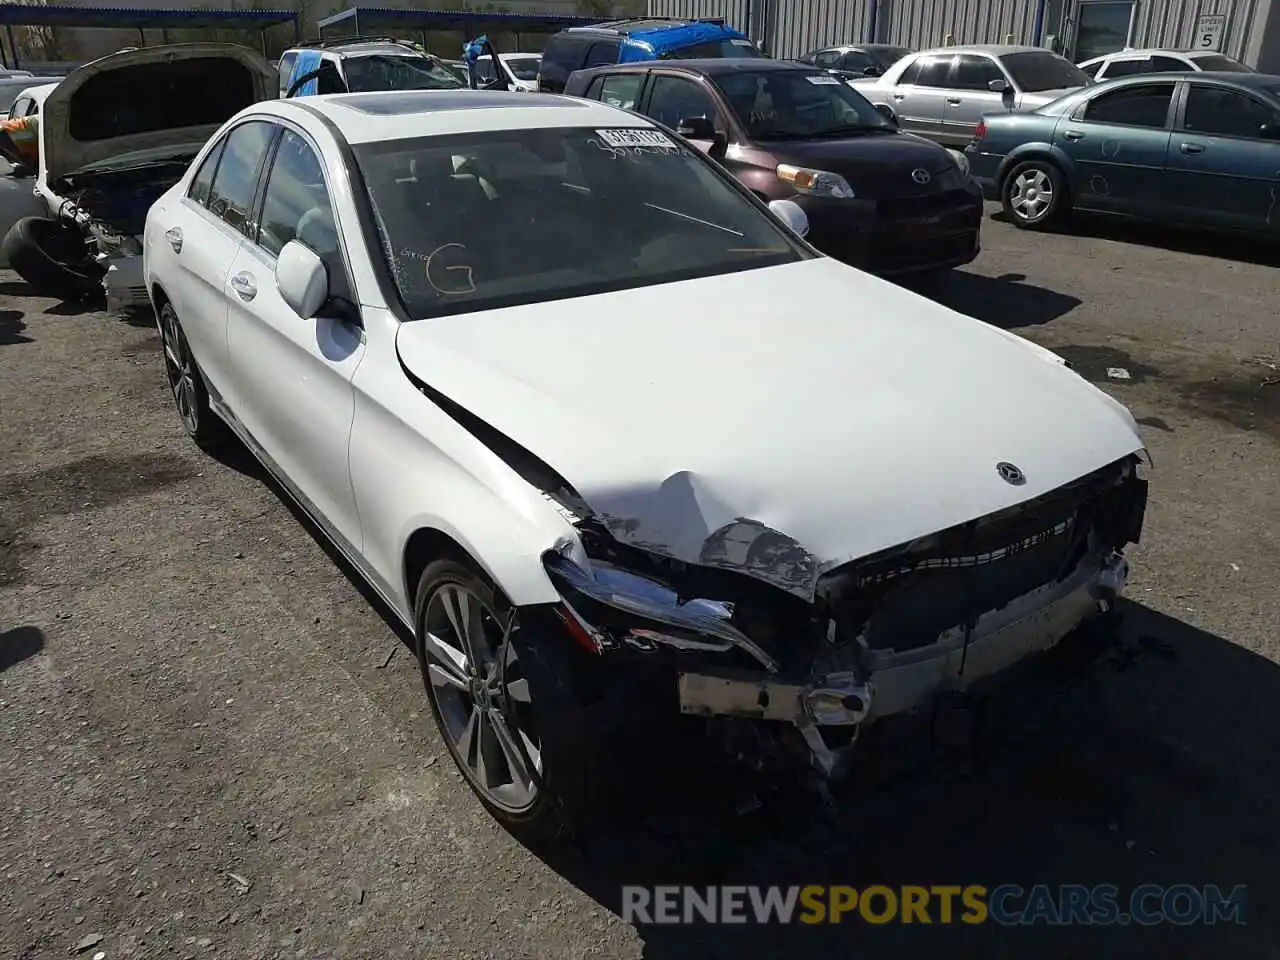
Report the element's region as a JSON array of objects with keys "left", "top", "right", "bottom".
[
  {"left": 413, "top": 559, "right": 593, "bottom": 841},
  {"left": 1002, "top": 159, "right": 1068, "bottom": 230},
  {"left": 158, "top": 302, "right": 228, "bottom": 450}
]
